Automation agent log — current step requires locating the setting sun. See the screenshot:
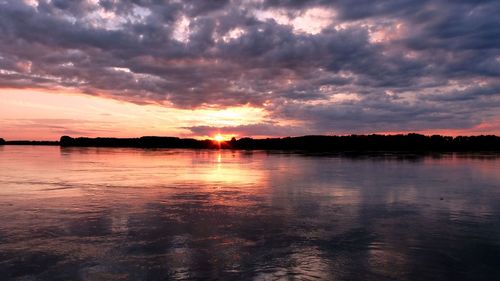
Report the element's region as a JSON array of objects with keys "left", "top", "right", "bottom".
[{"left": 214, "top": 134, "right": 224, "bottom": 142}]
